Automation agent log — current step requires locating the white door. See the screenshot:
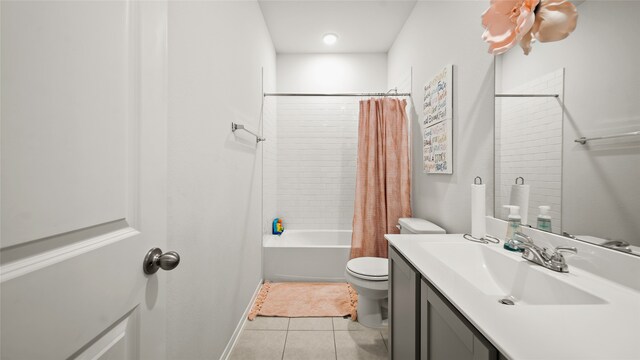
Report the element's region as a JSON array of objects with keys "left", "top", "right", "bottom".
[{"left": 1, "top": 1, "right": 169, "bottom": 359}]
